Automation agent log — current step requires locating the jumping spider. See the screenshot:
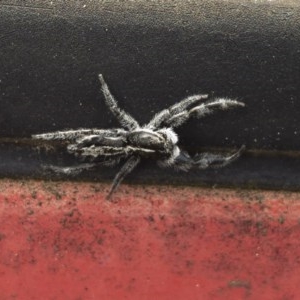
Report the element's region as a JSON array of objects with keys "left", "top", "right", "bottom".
[{"left": 33, "top": 74, "right": 245, "bottom": 198}]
